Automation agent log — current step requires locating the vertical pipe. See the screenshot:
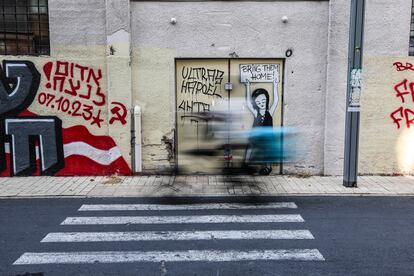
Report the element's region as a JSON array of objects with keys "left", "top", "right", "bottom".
[
  {"left": 343, "top": 0, "right": 365, "bottom": 187},
  {"left": 133, "top": 105, "right": 142, "bottom": 173}
]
